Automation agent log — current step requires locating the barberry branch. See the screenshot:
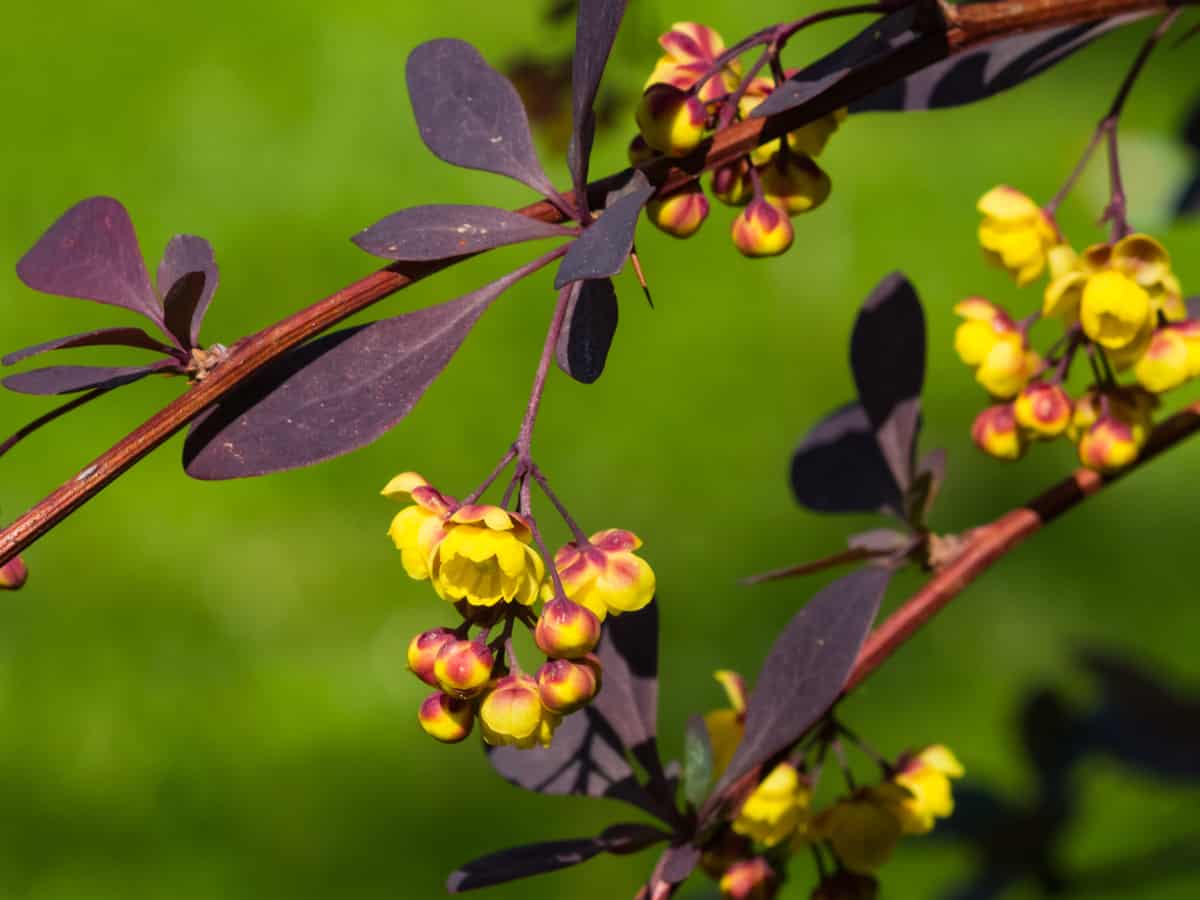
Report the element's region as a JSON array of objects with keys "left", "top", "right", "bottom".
[{"left": 0, "top": 0, "right": 1184, "bottom": 568}]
